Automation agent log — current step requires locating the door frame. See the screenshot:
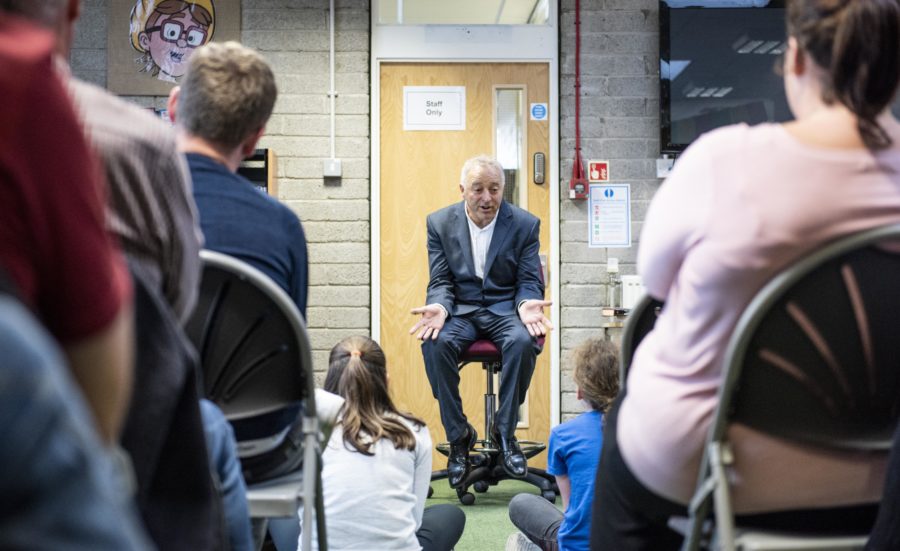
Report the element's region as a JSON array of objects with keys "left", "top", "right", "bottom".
[{"left": 370, "top": 3, "right": 561, "bottom": 425}]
